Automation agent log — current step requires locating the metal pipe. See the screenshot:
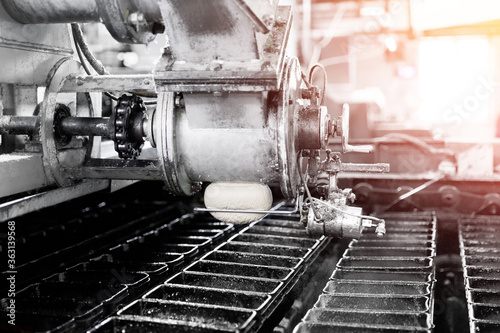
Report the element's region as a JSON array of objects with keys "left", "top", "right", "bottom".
[
  {"left": 59, "top": 117, "right": 112, "bottom": 137},
  {"left": 0, "top": 116, "right": 38, "bottom": 135},
  {"left": 2, "top": 0, "right": 163, "bottom": 44},
  {"left": 1, "top": 0, "right": 99, "bottom": 24}
]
